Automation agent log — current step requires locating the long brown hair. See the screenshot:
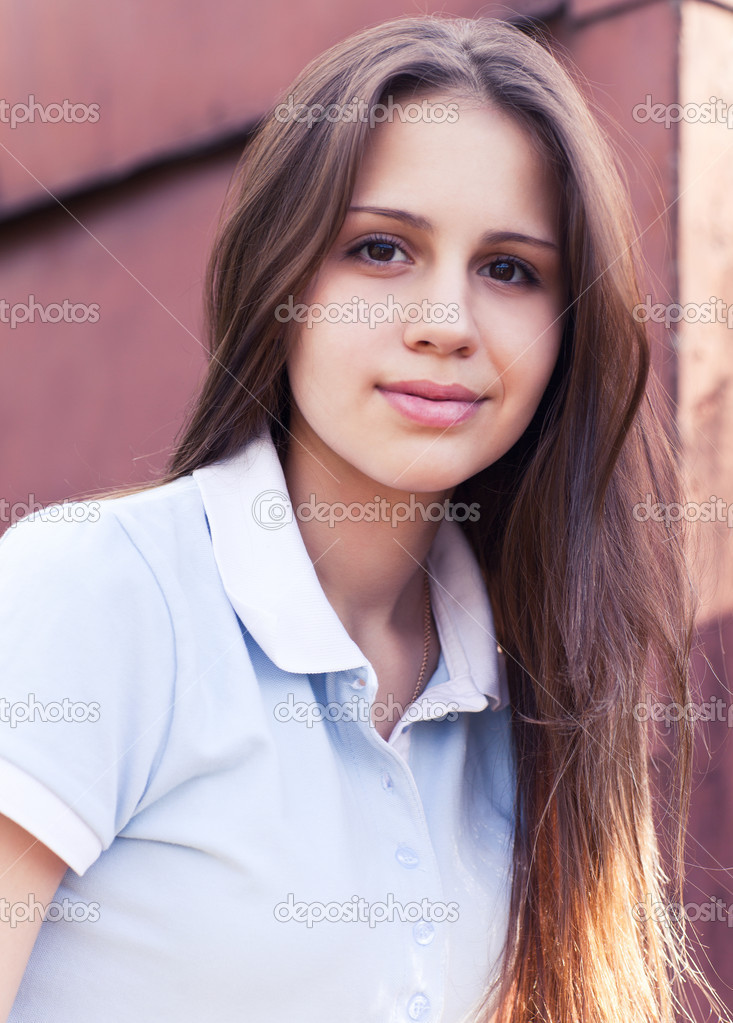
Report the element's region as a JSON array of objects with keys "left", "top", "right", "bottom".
[{"left": 88, "top": 15, "right": 724, "bottom": 1023}]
